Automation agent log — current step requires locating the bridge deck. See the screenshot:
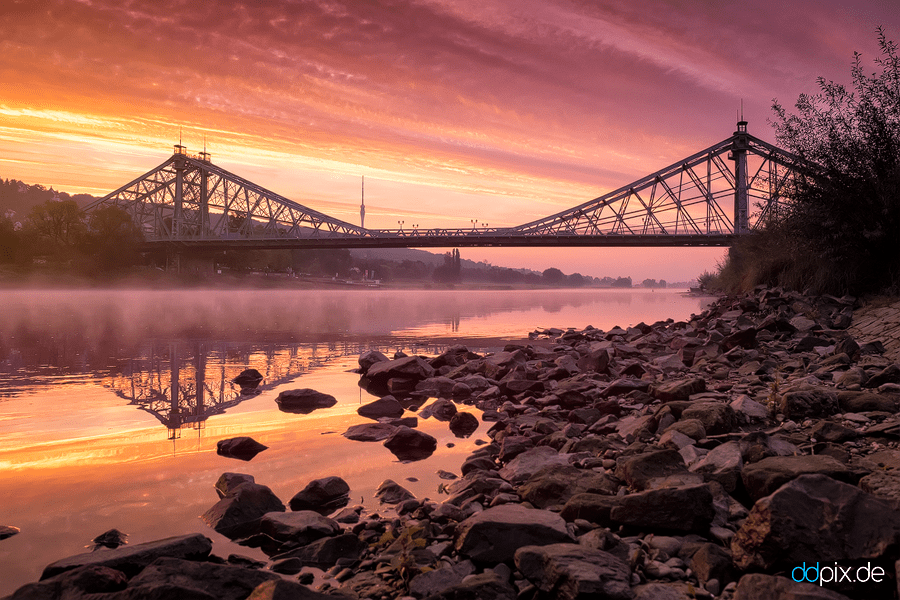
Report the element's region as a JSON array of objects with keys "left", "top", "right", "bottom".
[{"left": 147, "top": 233, "right": 735, "bottom": 251}]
